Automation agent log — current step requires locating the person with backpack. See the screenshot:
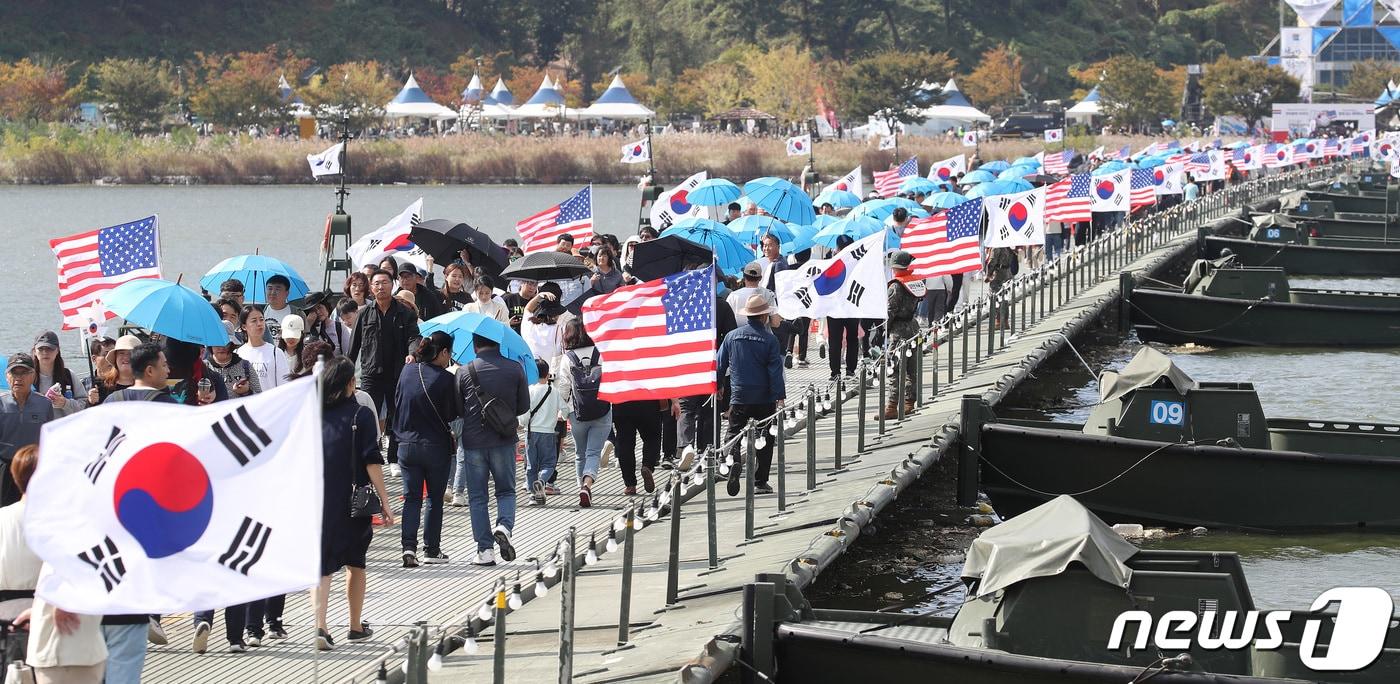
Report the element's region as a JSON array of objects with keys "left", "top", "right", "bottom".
[
  {"left": 456, "top": 333, "right": 529, "bottom": 566},
  {"left": 556, "top": 319, "right": 610, "bottom": 508}
]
